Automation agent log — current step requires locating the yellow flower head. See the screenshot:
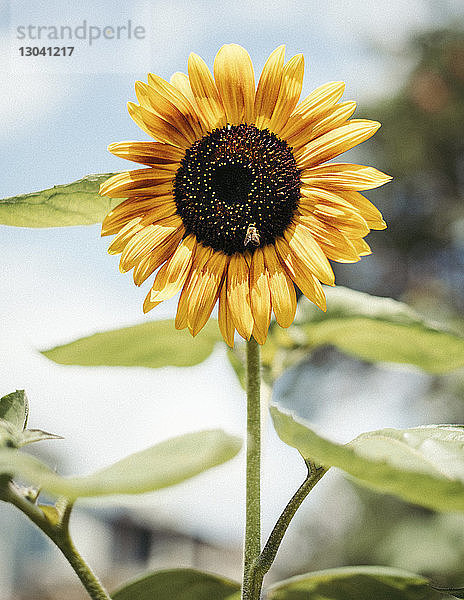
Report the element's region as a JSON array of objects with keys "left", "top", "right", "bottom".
[{"left": 100, "top": 44, "right": 390, "bottom": 346}]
